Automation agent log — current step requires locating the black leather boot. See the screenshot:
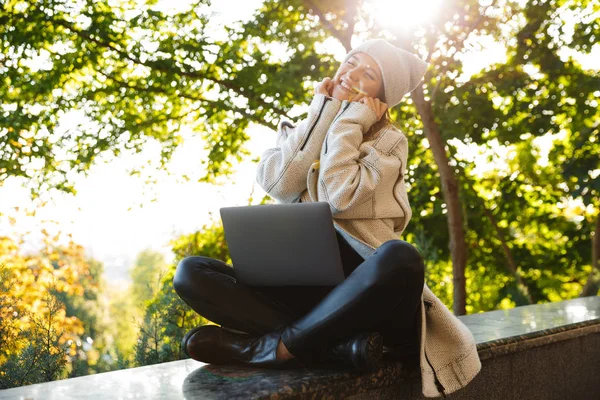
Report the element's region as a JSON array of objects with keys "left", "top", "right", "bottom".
[
  {"left": 181, "top": 325, "right": 303, "bottom": 368},
  {"left": 318, "top": 332, "right": 384, "bottom": 372}
]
